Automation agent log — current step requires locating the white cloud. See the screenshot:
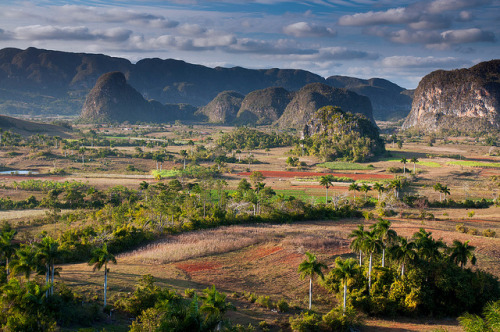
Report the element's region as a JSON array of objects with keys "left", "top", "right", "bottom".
[
  {"left": 283, "top": 22, "right": 336, "bottom": 37},
  {"left": 13, "top": 25, "right": 132, "bottom": 42},
  {"left": 338, "top": 8, "right": 414, "bottom": 26},
  {"left": 380, "top": 55, "right": 469, "bottom": 68},
  {"left": 177, "top": 23, "right": 207, "bottom": 36},
  {"left": 427, "top": 0, "right": 492, "bottom": 14},
  {"left": 440, "top": 28, "right": 495, "bottom": 44}
]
